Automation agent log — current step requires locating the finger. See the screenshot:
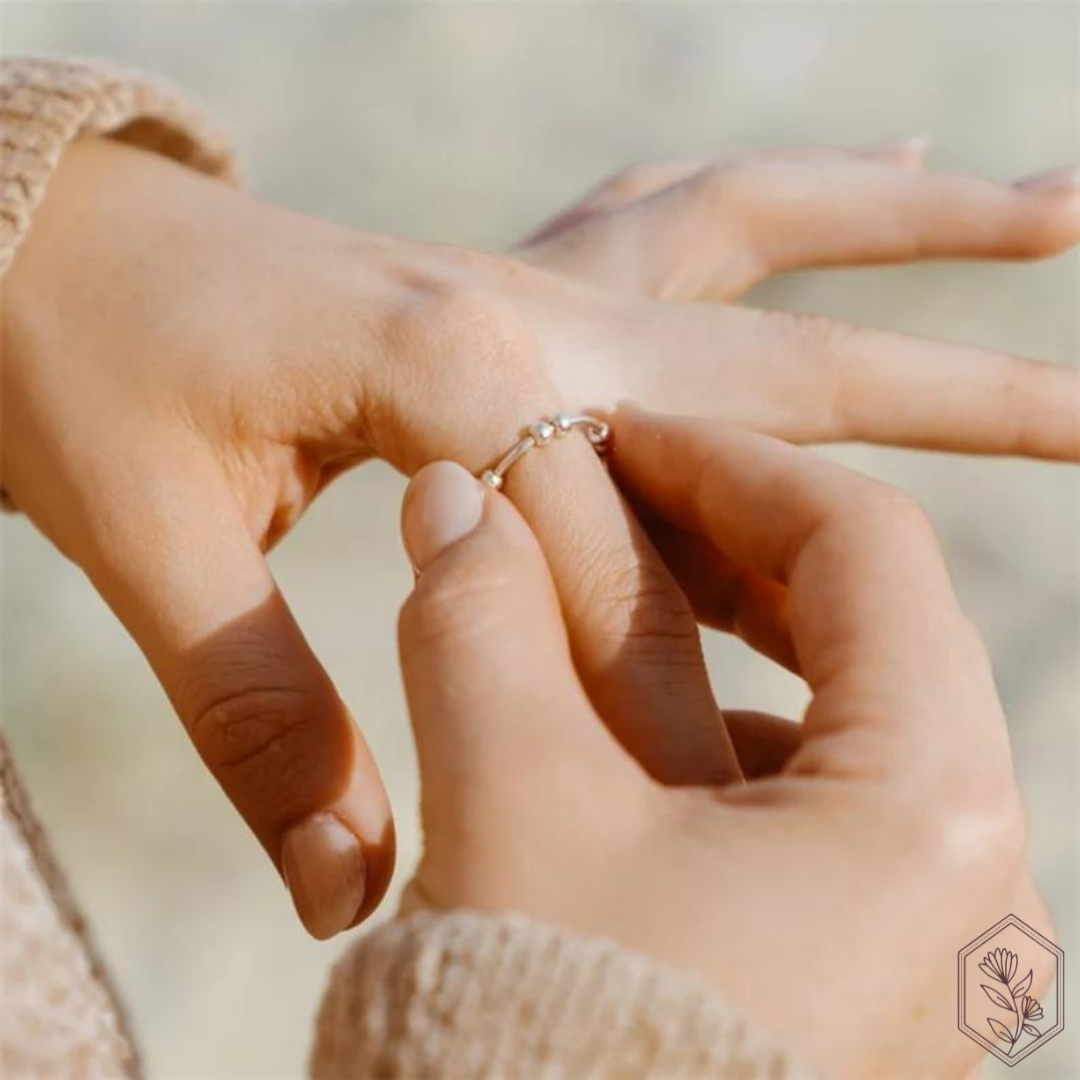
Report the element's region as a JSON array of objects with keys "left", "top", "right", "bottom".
[
  {"left": 722, "top": 710, "right": 804, "bottom": 779},
  {"left": 611, "top": 303, "right": 1080, "bottom": 460},
  {"left": 644, "top": 516, "right": 797, "bottom": 672},
  {"left": 516, "top": 140, "right": 921, "bottom": 255},
  {"left": 762, "top": 308, "right": 1080, "bottom": 459},
  {"left": 499, "top": 425, "right": 743, "bottom": 786},
  {"left": 527, "top": 154, "right": 1080, "bottom": 301},
  {"left": 611, "top": 408, "right": 1009, "bottom": 771},
  {"left": 398, "top": 462, "right": 637, "bottom": 820},
  {"left": 50, "top": 449, "right": 393, "bottom": 939},
  {"left": 726, "top": 159, "right": 1080, "bottom": 290}
]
